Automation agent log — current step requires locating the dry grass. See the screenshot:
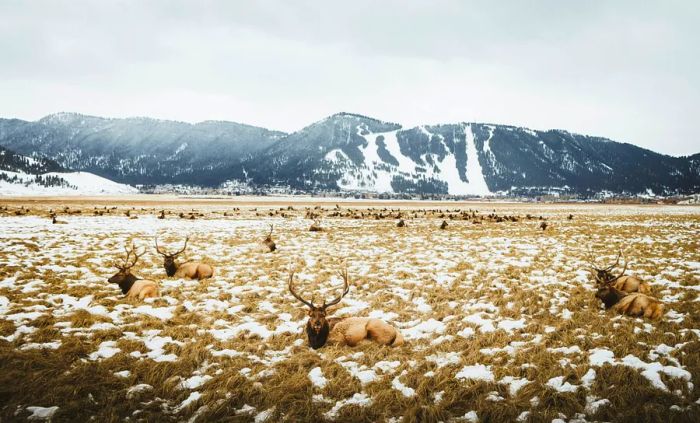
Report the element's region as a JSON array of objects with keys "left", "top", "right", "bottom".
[{"left": 0, "top": 198, "right": 699, "bottom": 422}]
